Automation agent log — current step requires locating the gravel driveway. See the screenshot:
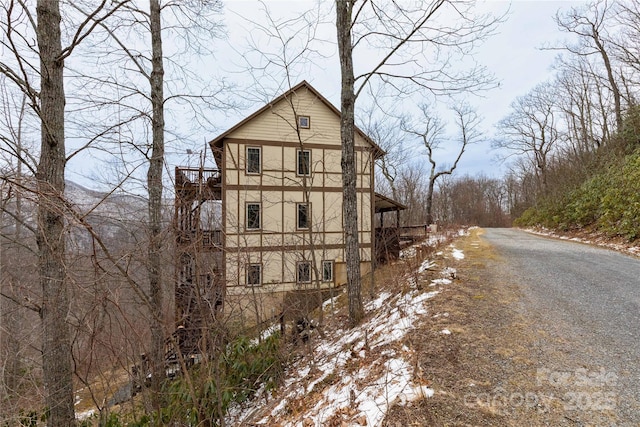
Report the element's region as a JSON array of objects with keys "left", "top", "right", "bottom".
[
  {"left": 483, "top": 228, "right": 640, "bottom": 425},
  {"left": 383, "top": 227, "right": 639, "bottom": 426}
]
